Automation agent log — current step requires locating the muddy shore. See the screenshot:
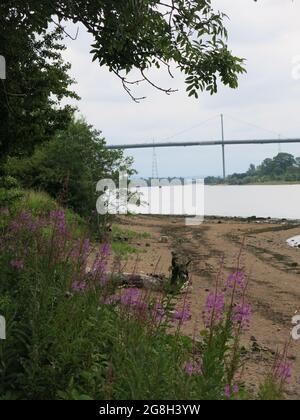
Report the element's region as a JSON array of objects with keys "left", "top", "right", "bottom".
[{"left": 113, "top": 215, "right": 300, "bottom": 399}]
